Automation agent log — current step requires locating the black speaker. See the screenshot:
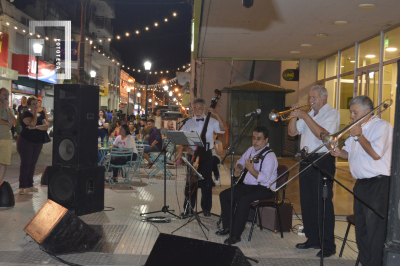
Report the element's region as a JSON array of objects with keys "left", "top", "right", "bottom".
[
  {"left": 24, "top": 199, "right": 101, "bottom": 254},
  {"left": 53, "top": 84, "right": 99, "bottom": 167},
  {"left": 145, "top": 233, "right": 251, "bottom": 266},
  {"left": 47, "top": 165, "right": 105, "bottom": 216},
  {"left": 384, "top": 59, "right": 400, "bottom": 265}
]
